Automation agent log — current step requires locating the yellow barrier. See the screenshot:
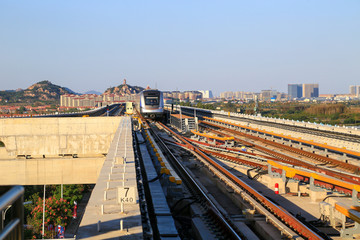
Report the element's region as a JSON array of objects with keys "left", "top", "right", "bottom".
[
  {"left": 335, "top": 203, "right": 360, "bottom": 224},
  {"left": 268, "top": 160, "right": 360, "bottom": 192}
]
